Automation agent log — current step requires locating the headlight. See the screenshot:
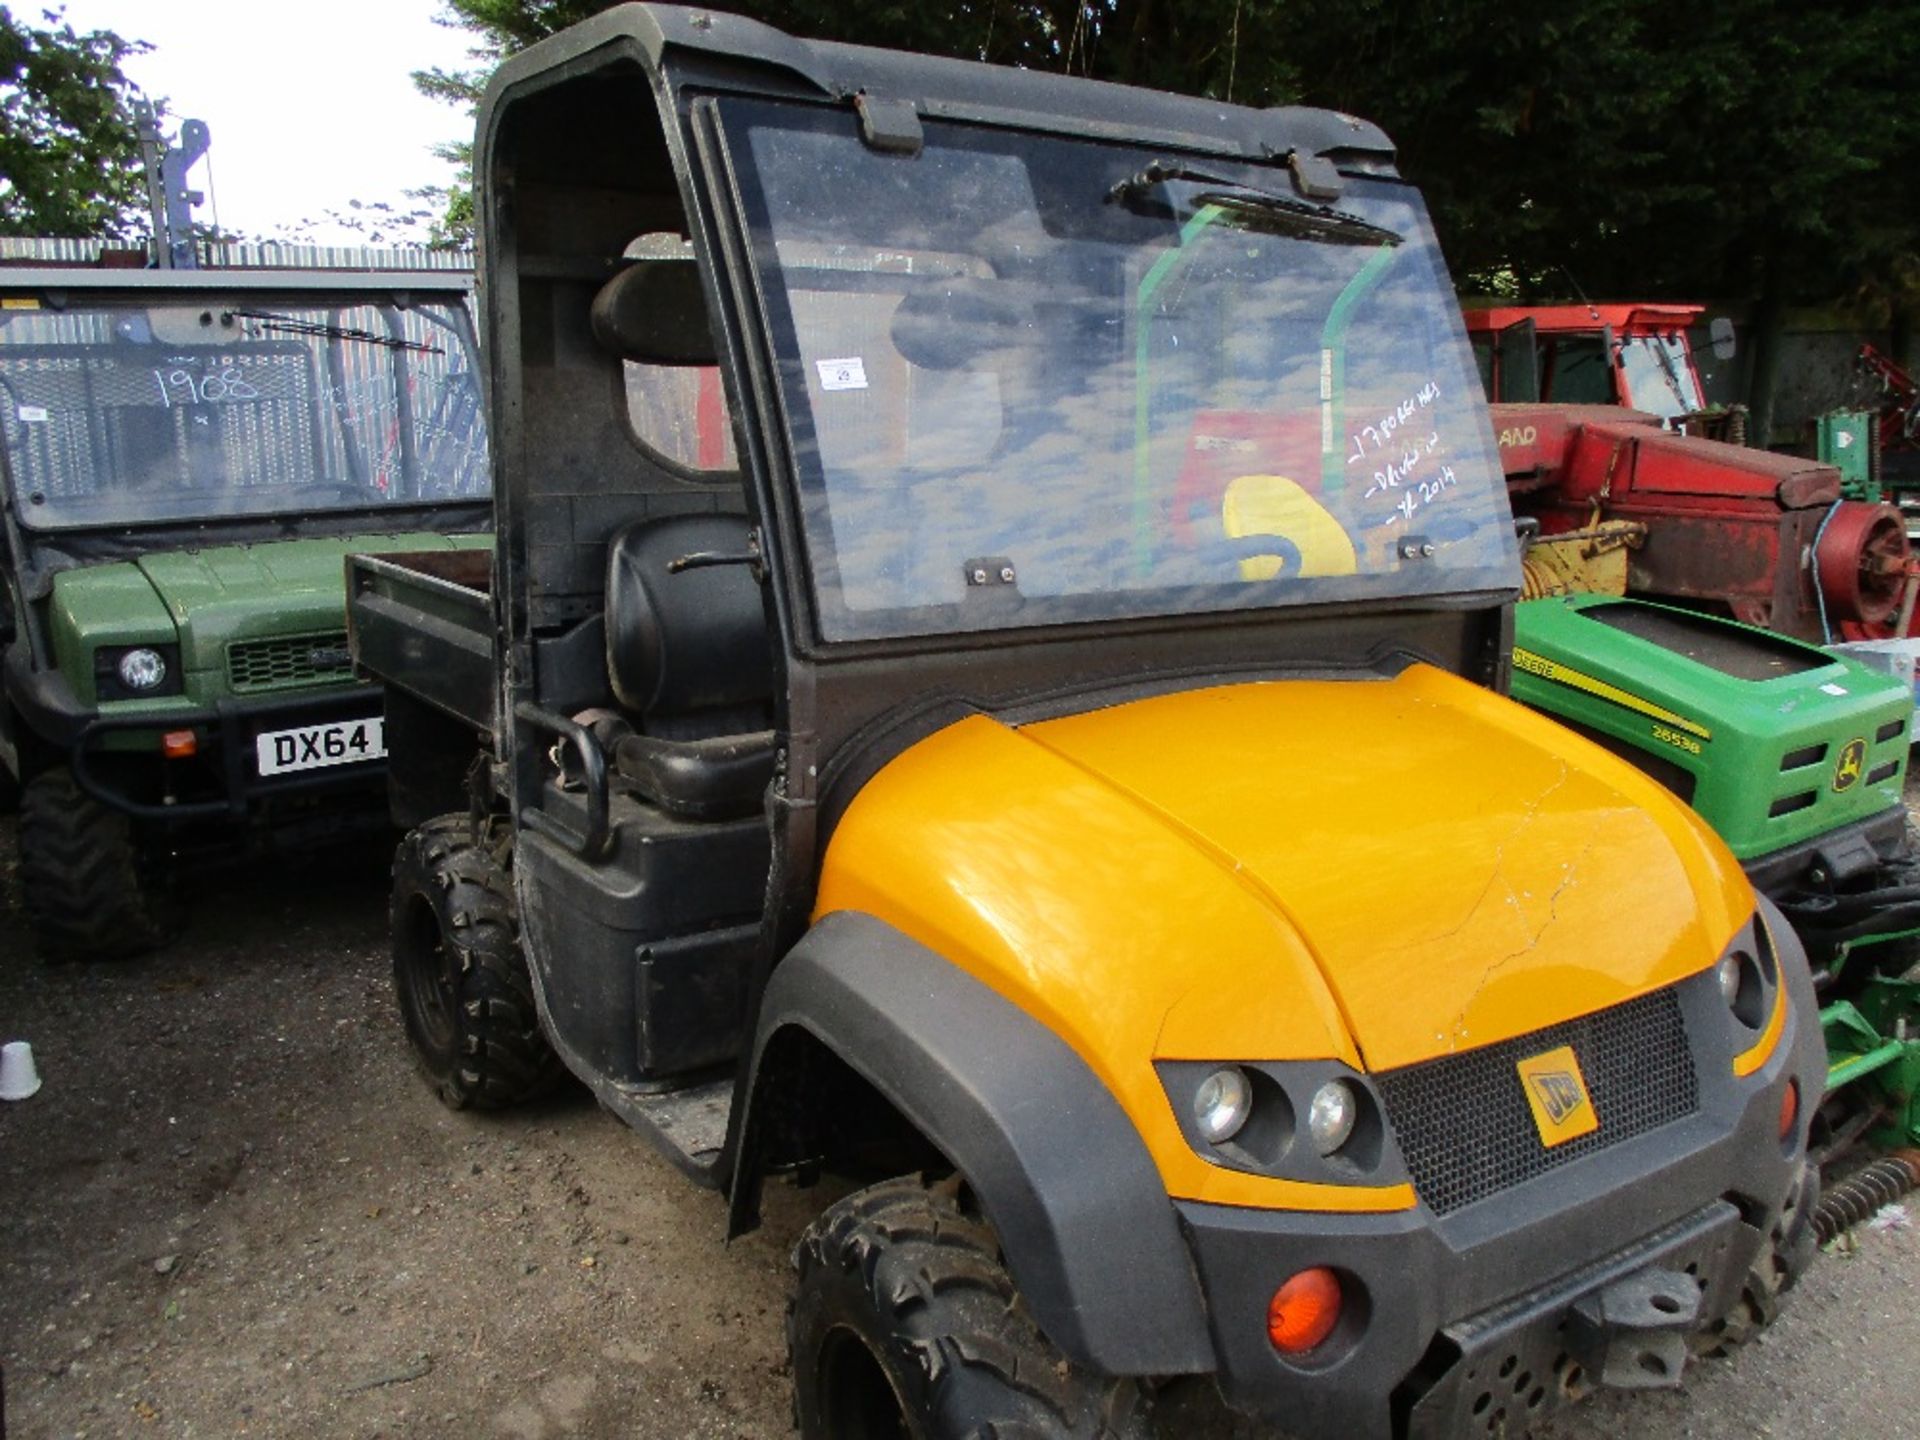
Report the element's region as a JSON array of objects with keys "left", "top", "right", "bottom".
[
  {"left": 1719, "top": 947, "right": 1766, "bottom": 1028},
  {"left": 1194, "top": 1065, "right": 1253, "bottom": 1144},
  {"left": 1160, "top": 1060, "right": 1401, "bottom": 1182},
  {"left": 1308, "top": 1079, "right": 1358, "bottom": 1156},
  {"left": 116, "top": 647, "right": 168, "bottom": 691}
]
